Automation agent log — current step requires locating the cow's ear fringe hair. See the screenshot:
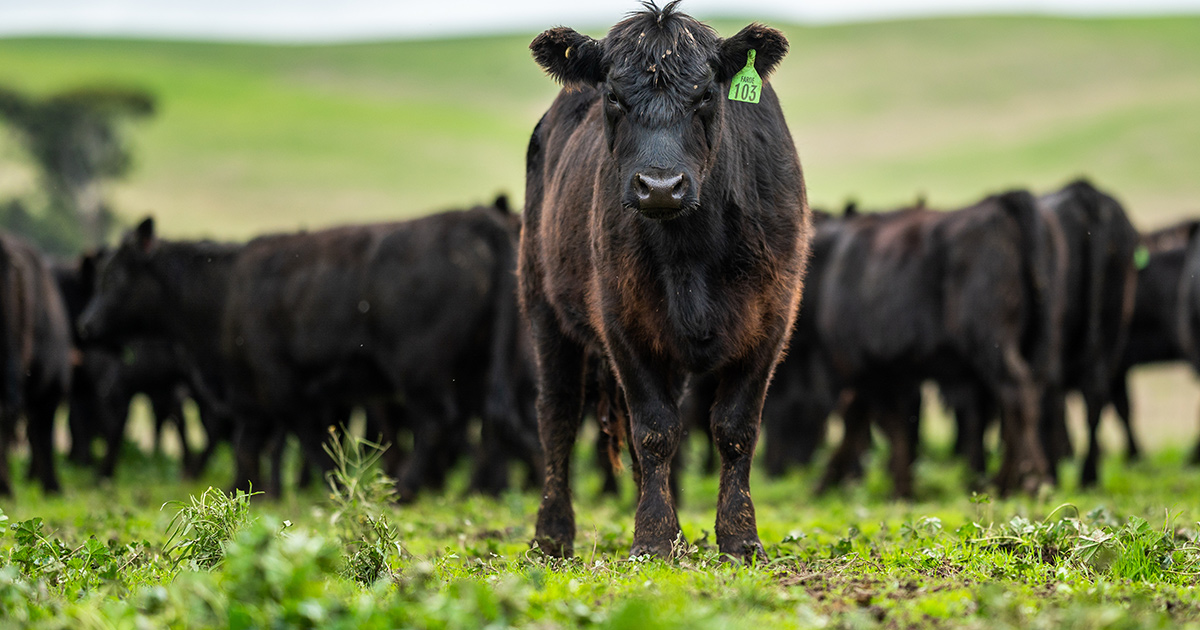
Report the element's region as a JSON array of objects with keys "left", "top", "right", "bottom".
[
  {"left": 531, "top": 27, "right": 605, "bottom": 86},
  {"left": 715, "top": 23, "right": 789, "bottom": 84}
]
